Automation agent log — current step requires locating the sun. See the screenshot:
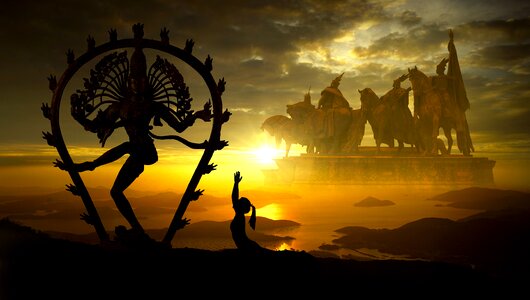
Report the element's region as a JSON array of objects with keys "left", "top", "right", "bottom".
[{"left": 253, "top": 144, "right": 281, "bottom": 165}]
